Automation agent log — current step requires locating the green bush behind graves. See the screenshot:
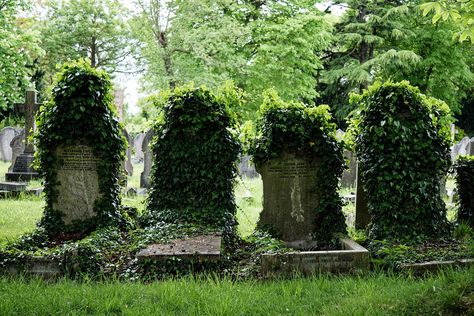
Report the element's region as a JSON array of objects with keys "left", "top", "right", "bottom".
[
  {"left": 35, "top": 59, "right": 130, "bottom": 236},
  {"left": 251, "top": 89, "right": 346, "bottom": 244},
  {"left": 455, "top": 156, "right": 474, "bottom": 228},
  {"left": 144, "top": 86, "right": 241, "bottom": 236},
  {"left": 347, "top": 81, "right": 453, "bottom": 241}
]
